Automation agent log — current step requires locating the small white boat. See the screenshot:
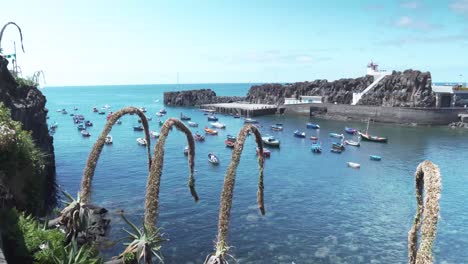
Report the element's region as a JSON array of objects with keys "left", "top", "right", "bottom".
[
  {"left": 208, "top": 153, "right": 220, "bottom": 165},
  {"left": 139, "top": 107, "right": 147, "bottom": 113},
  {"left": 244, "top": 118, "right": 258, "bottom": 124},
  {"left": 150, "top": 131, "right": 160, "bottom": 138},
  {"left": 184, "top": 146, "right": 189, "bottom": 155},
  {"left": 136, "top": 138, "right": 147, "bottom": 146},
  {"left": 211, "top": 122, "right": 226, "bottom": 129},
  {"left": 116, "top": 120, "right": 122, "bottom": 125},
  {"left": 188, "top": 121, "right": 198, "bottom": 127},
  {"left": 347, "top": 162, "right": 361, "bottom": 169},
  {"left": 344, "top": 140, "right": 360, "bottom": 147},
  {"left": 105, "top": 135, "right": 113, "bottom": 144},
  {"left": 154, "top": 99, "right": 160, "bottom": 103},
  {"left": 155, "top": 112, "right": 164, "bottom": 117},
  {"left": 102, "top": 104, "right": 111, "bottom": 109}
]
